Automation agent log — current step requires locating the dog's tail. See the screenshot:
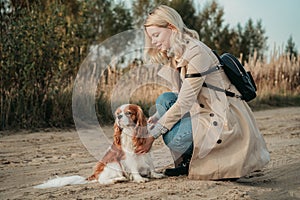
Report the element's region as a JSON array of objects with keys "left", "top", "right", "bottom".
[{"left": 34, "top": 175, "right": 92, "bottom": 189}]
